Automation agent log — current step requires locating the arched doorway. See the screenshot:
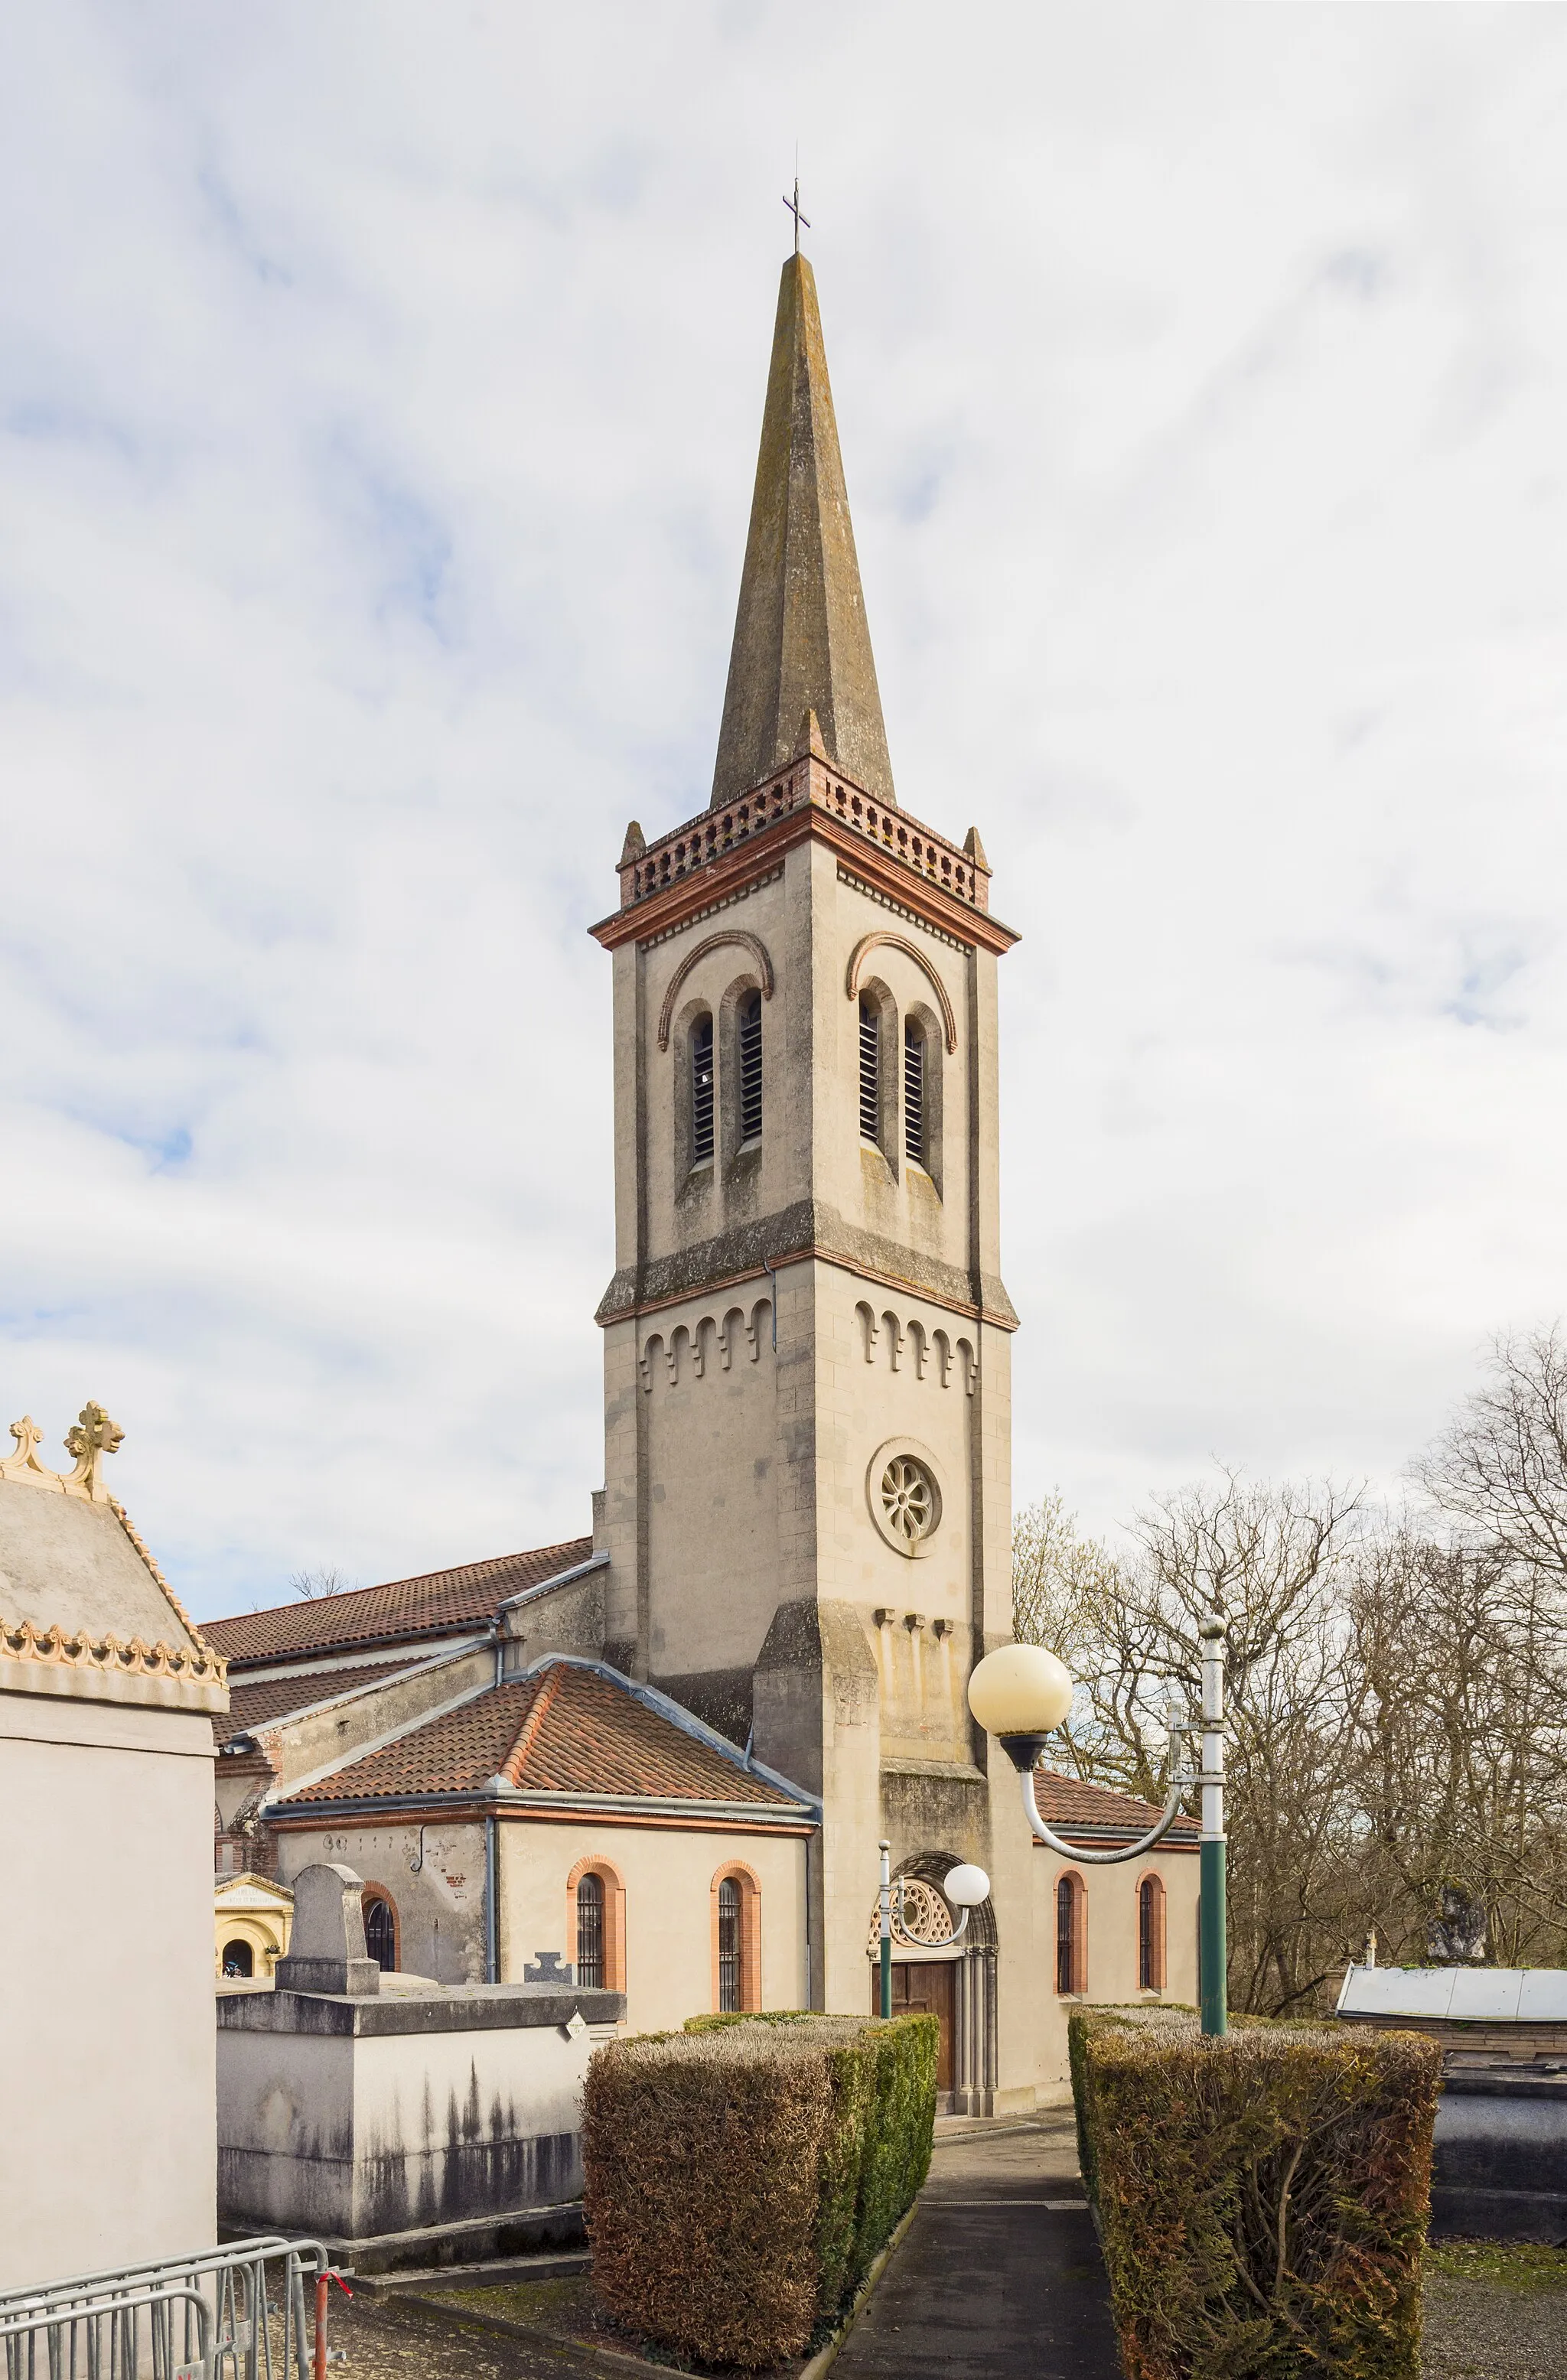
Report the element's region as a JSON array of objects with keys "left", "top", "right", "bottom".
[
  {"left": 221, "top": 1938, "right": 254, "bottom": 1979},
  {"left": 865, "top": 1852, "right": 999, "bottom": 2117}
]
